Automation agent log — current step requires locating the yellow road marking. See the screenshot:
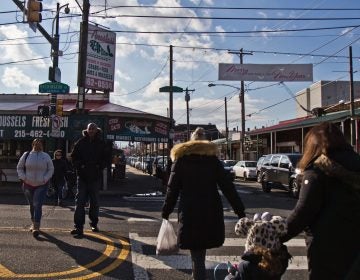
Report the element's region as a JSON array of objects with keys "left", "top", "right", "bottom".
[
  {"left": 0, "top": 229, "right": 130, "bottom": 279},
  {"left": 68, "top": 234, "right": 131, "bottom": 280}
]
